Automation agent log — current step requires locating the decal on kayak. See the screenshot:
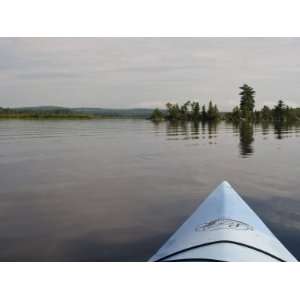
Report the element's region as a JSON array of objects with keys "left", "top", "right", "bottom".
[{"left": 195, "top": 218, "right": 254, "bottom": 232}]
